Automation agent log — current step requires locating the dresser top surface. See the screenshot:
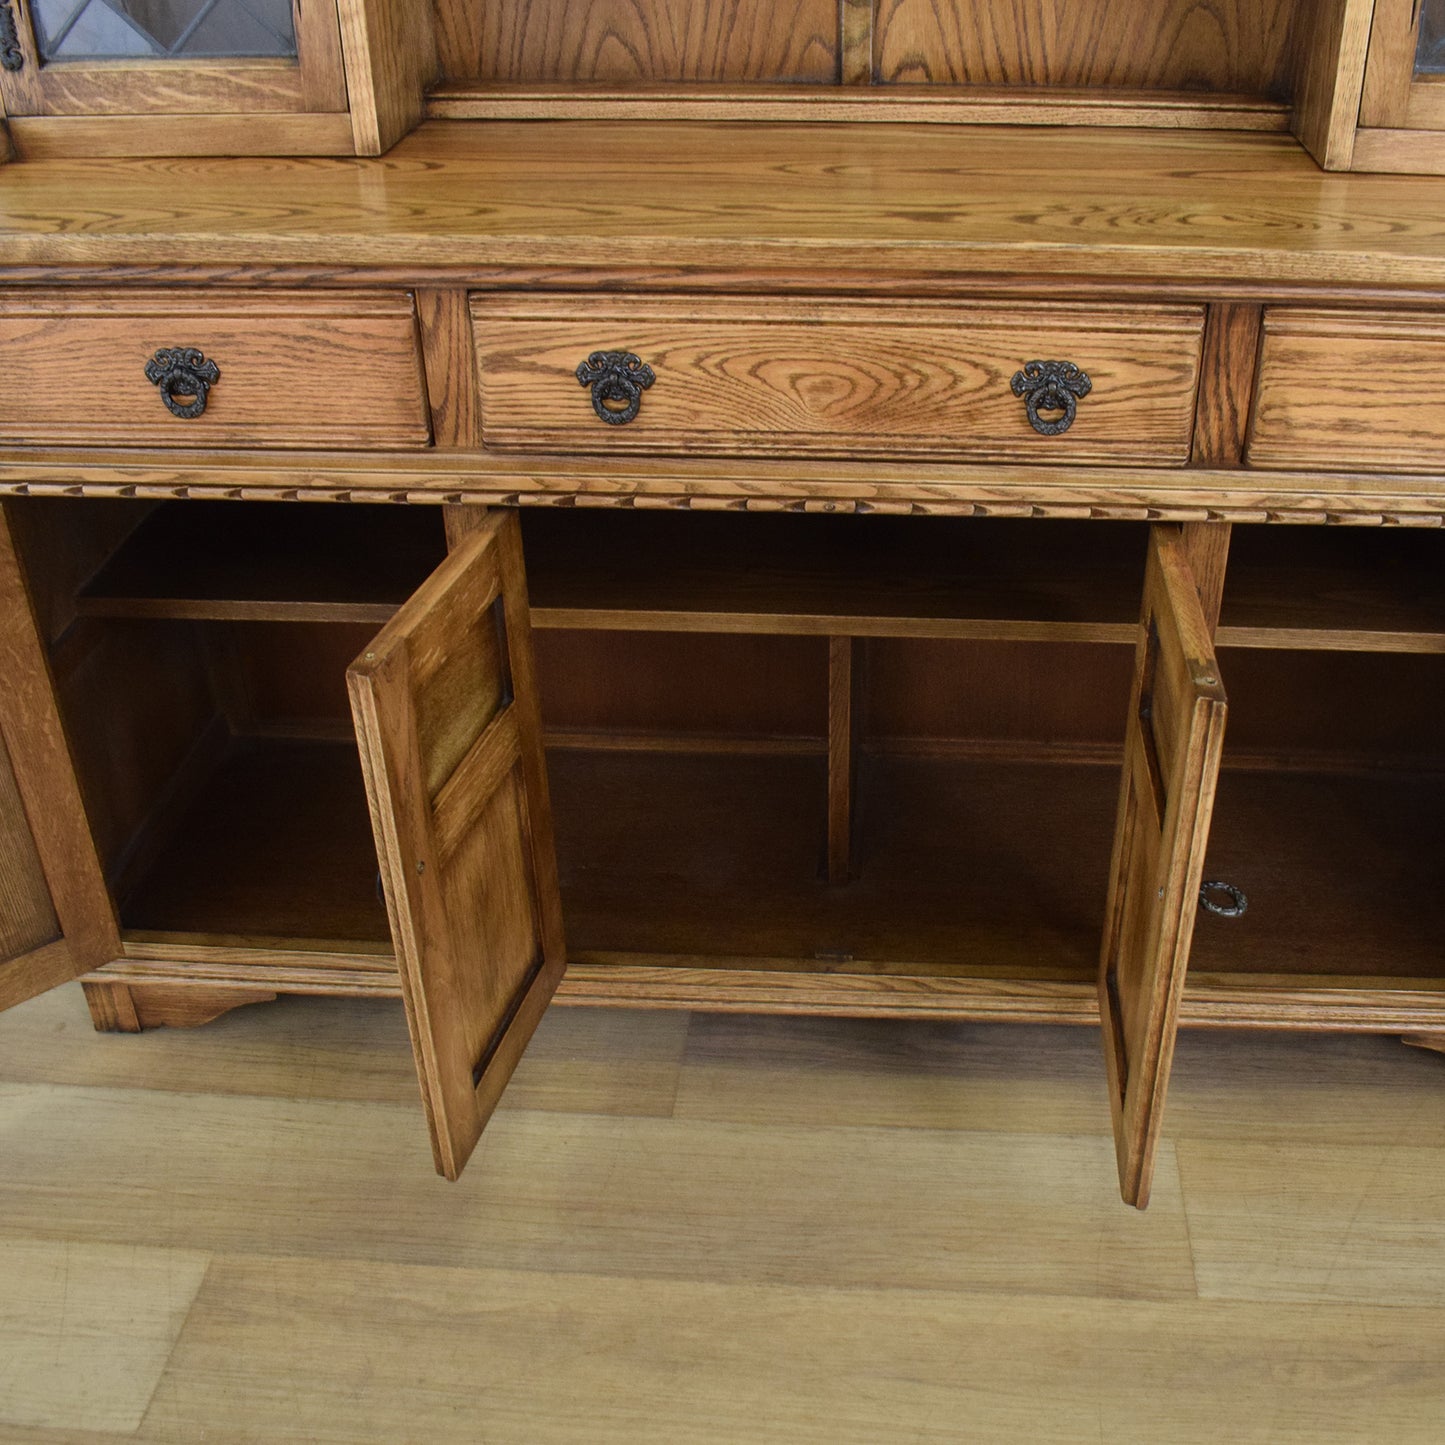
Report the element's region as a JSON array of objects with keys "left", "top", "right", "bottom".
[{"left": 2, "top": 121, "right": 1445, "bottom": 286}]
